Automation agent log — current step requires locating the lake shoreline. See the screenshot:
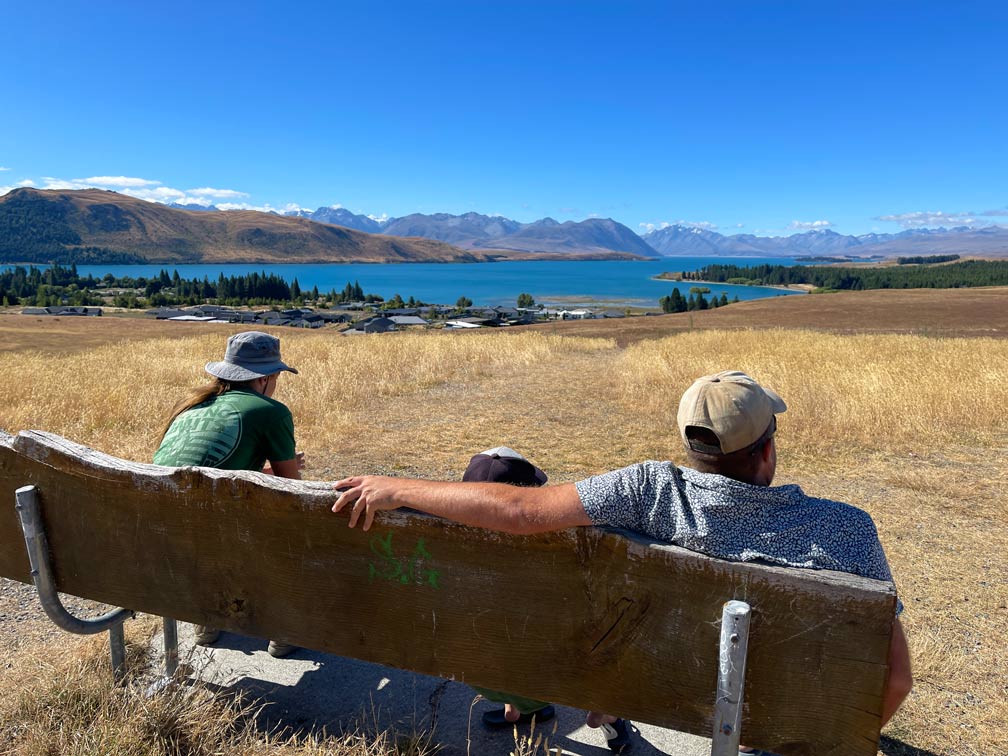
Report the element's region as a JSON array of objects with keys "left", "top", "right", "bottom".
[
  {"left": 652, "top": 273, "right": 813, "bottom": 293},
  {"left": 7, "top": 258, "right": 807, "bottom": 309}
]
